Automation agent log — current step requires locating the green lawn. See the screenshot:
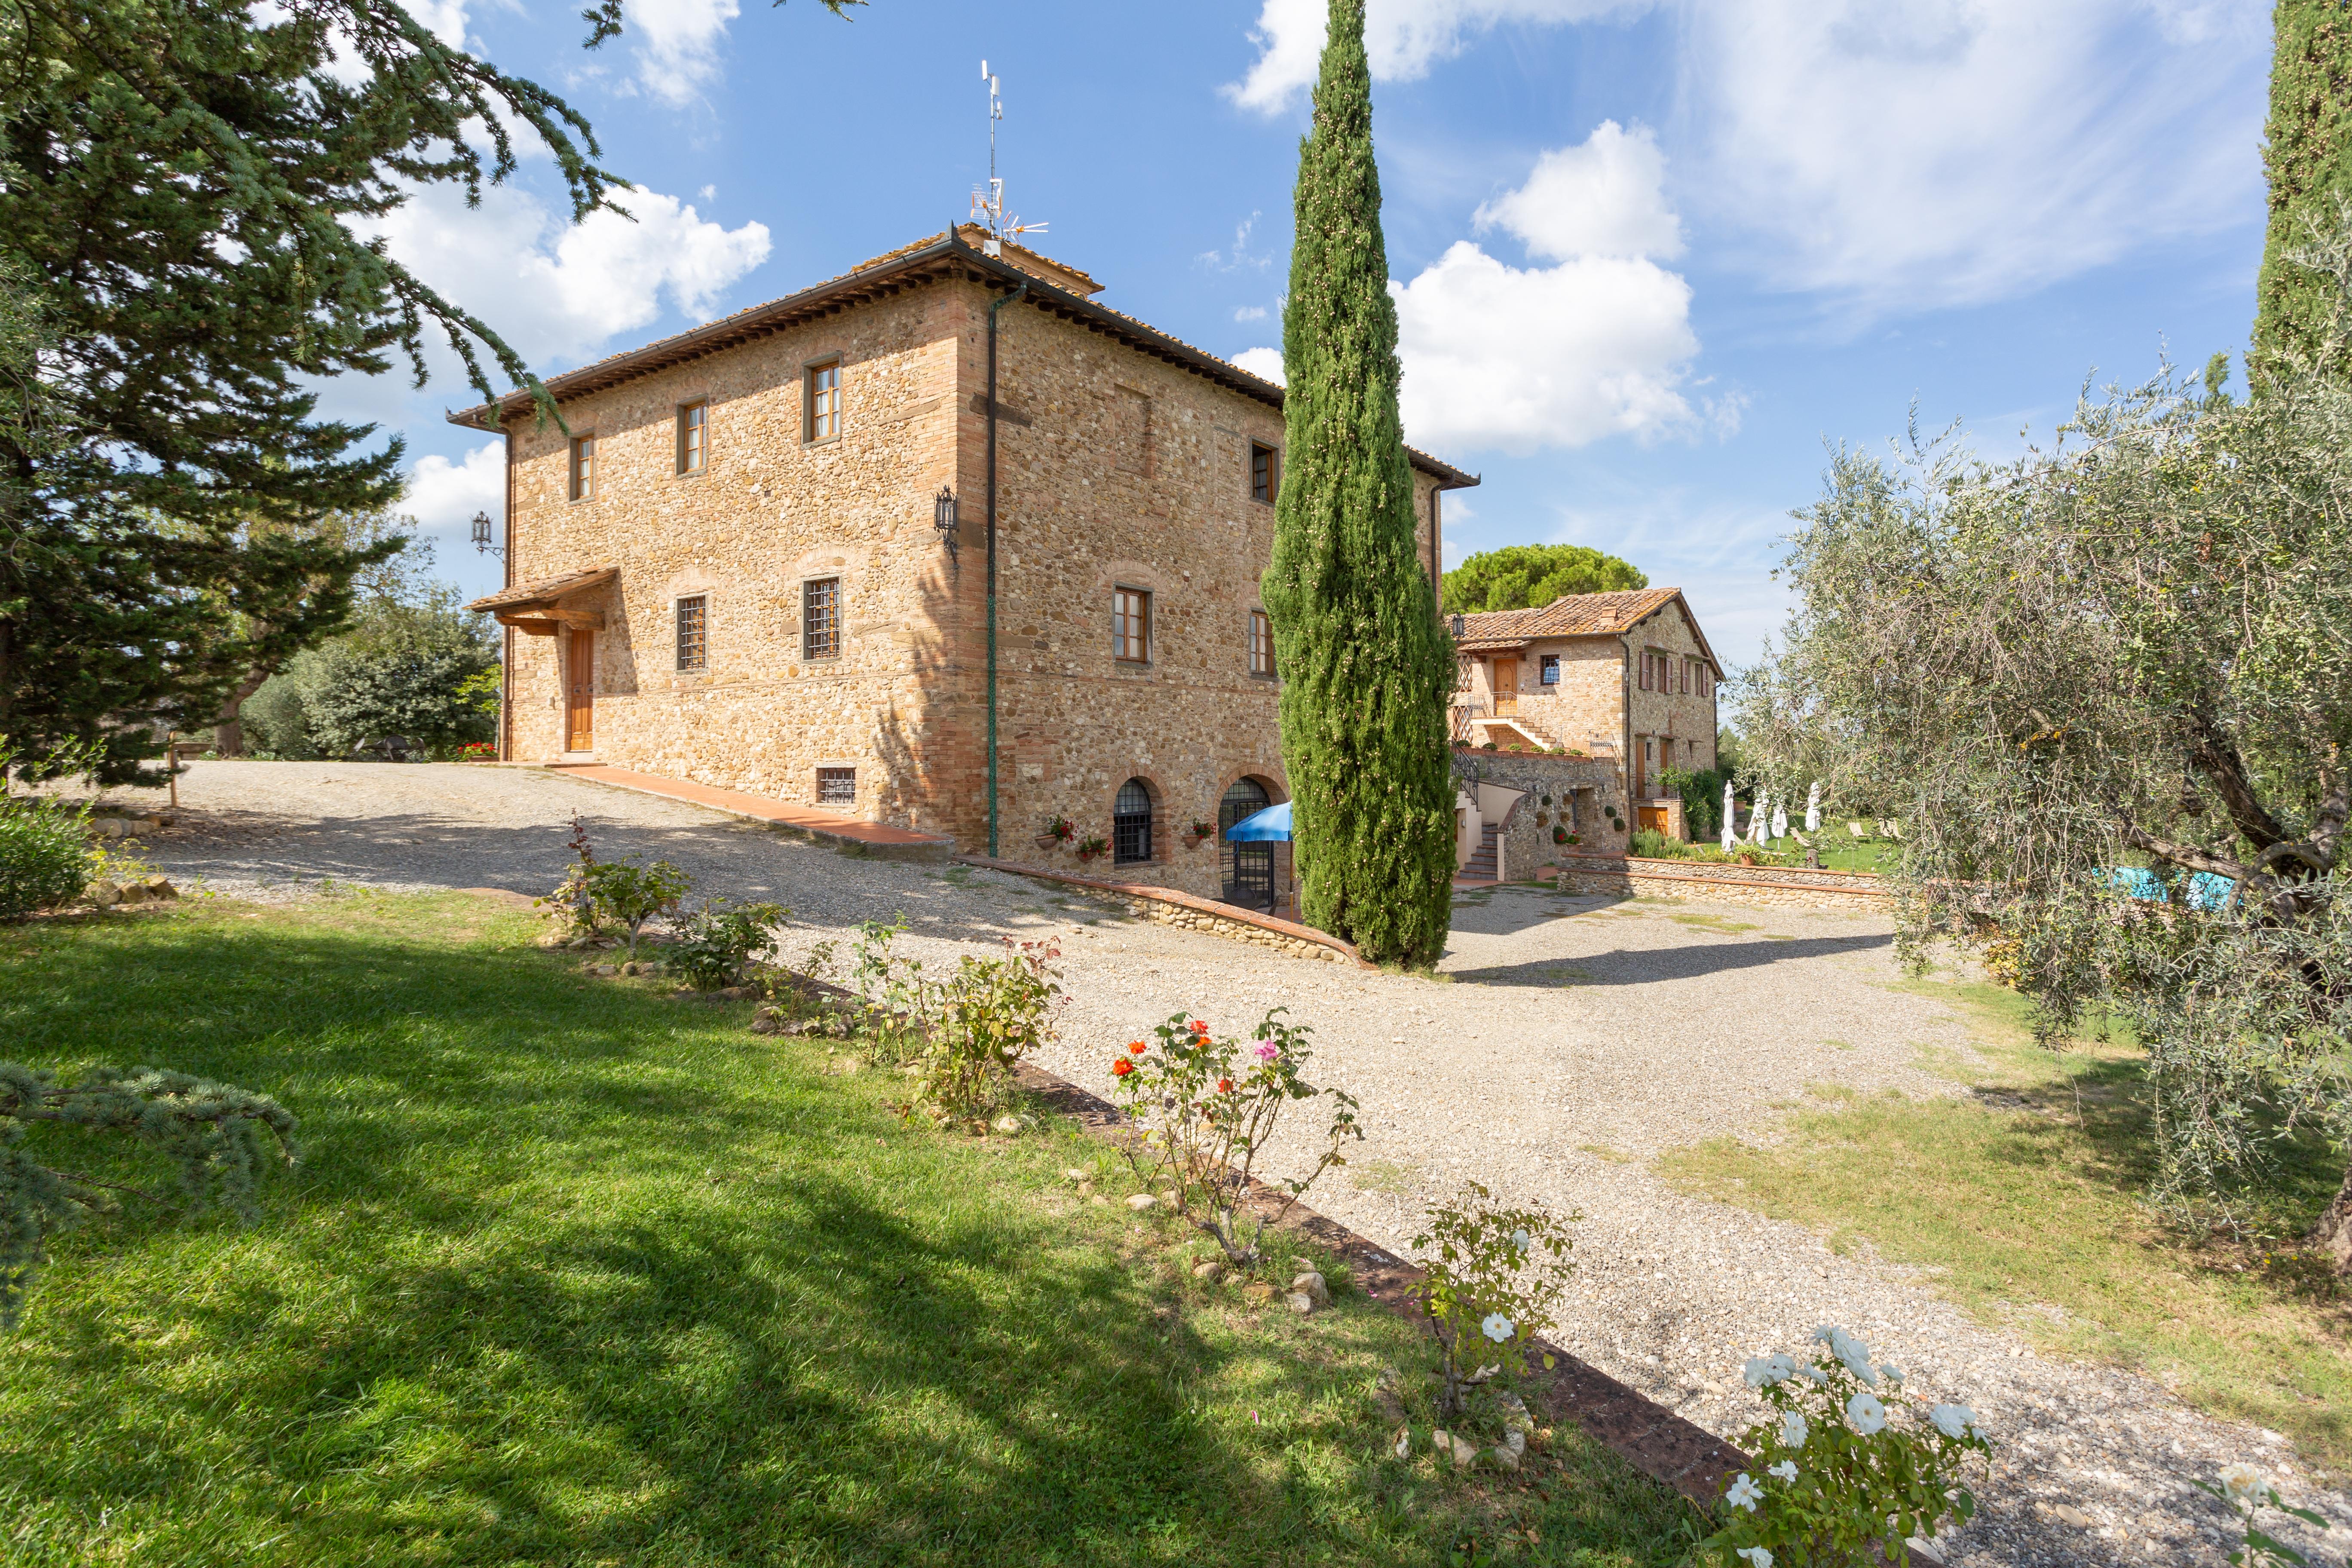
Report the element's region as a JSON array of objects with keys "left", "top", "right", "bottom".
[
  {"left": 0, "top": 894, "right": 1694, "bottom": 1567},
  {"left": 1659, "top": 971, "right": 2352, "bottom": 1468}
]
